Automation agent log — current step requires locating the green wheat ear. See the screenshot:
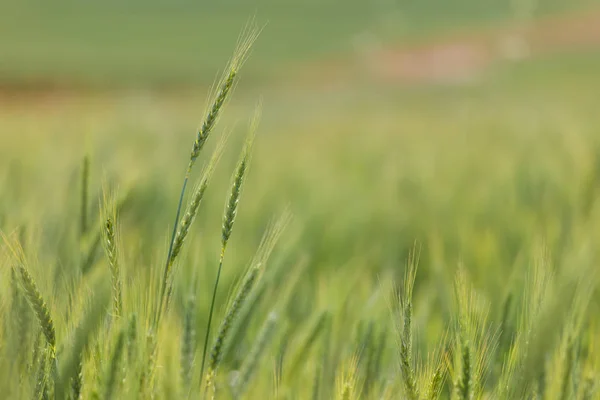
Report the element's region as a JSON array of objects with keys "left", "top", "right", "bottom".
[
  {"left": 452, "top": 268, "right": 497, "bottom": 400},
  {"left": 1, "top": 234, "right": 55, "bottom": 355},
  {"left": 206, "top": 266, "right": 260, "bottom": 379},
  {"left": 199, "top": 105, "right": 261, "bottom": 387},
  {"left": 416, "top": 325, "right": 449, "bottom": 400},
  {"left": 15, "top": 263, "right": 56, "bottom": 355},
  {"left": 156, "top": 23, "right": 260, "bottom": 330},
  {"left": 188, "top": 22, "right": 260, "bottom": 171},
  {"left": 101, "top": 187, "right": 123, "bottom": 318},
  {"left": 181, "top": 292, "right": 197, "bottom": 394},
  {"left": 398, "top": 246, "right": 419, "bottom": 400},
  {"left": 34, "top": 346, "right": 50, "bottom": 400},
  {"left": 9, "top": 255, "right": 59, "bottom": 396},
  {"left": 221, "top": 107, "right": 260, "bottom": 248},
  {"left": 10, "top": 266, "right": 31, "bottom": 369},
  {"left": 171, "top": 133, "right": 228, "bottom": 266},
  {"left": 335, "top": 355, "right": 360, "bottom": 400}
]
